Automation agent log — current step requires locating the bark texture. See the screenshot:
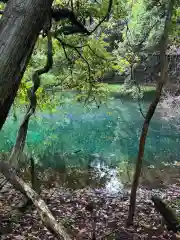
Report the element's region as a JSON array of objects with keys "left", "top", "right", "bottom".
[
  {"left": 151, "top": 195, "right": 180, "bottom": 232},
  {"left": 0, "top": 0, "right": 53, "bottom": 129},
  {"left": 127, "top": 0, "right": 175, "bottom": 226}
]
